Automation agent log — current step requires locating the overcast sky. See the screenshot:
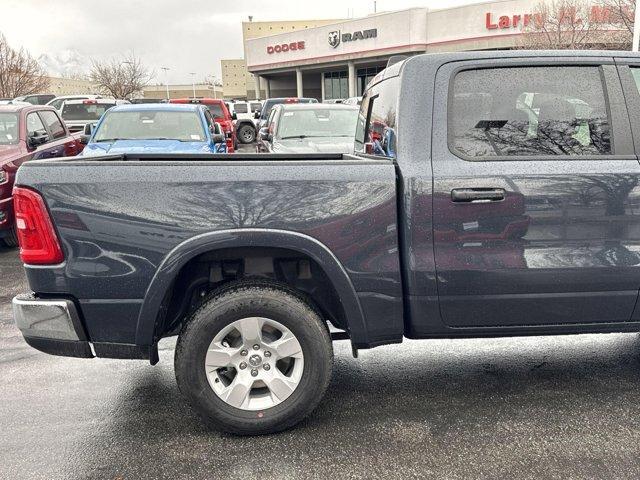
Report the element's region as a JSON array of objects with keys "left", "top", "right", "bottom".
[{"left": 0, "top": 0, "right": 481, "bottom": 84}]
